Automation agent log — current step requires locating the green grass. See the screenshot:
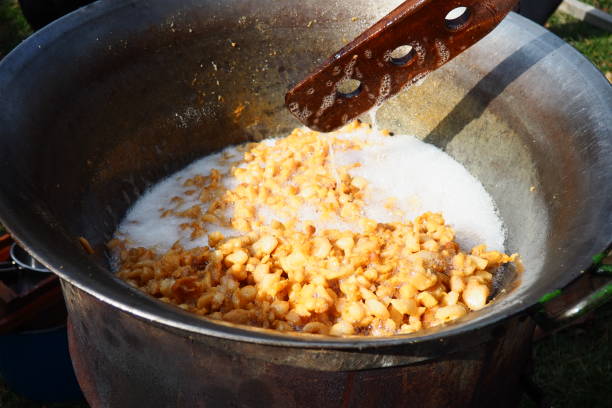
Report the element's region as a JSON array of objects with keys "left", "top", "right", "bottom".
[
  {"left": 581, "top": 0, "right": 611, "bottom": 13},
  {"left": 546, "top": 9, "right": 612, "bottom": 74},
  {"left": 0, "top": 381, "right": 86, "bottom": 408},
  {"left": 0, "top": 0, "right": 610, "bottom": 407},
  {"left": 525, "top": 302, "right": 612, "bottom": 407},
  {"left": 0, "top": 0, "right": 31, "bottom": 59}
]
